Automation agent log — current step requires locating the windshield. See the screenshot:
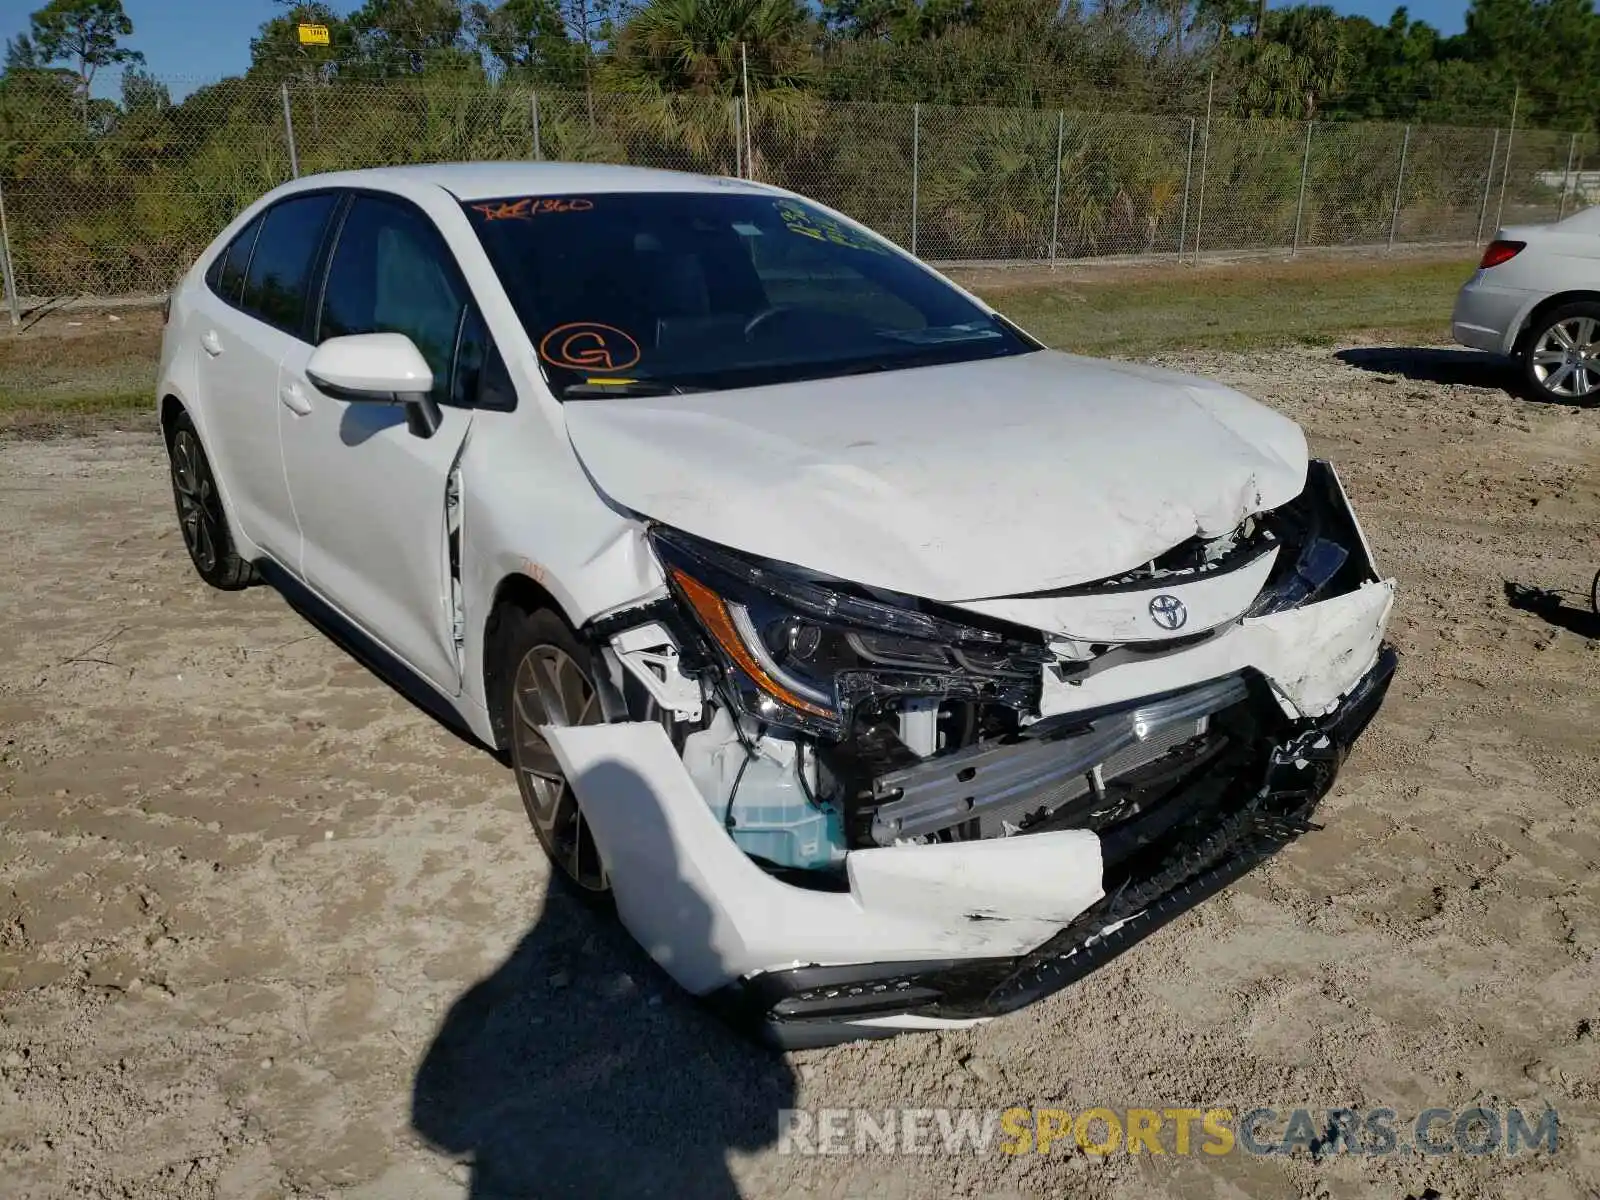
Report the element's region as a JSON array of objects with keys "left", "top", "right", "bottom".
[{"left": 462, "top": 190, "right": 1034, "bottom": 397}]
